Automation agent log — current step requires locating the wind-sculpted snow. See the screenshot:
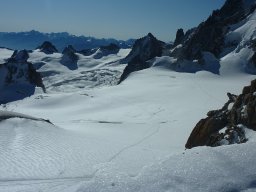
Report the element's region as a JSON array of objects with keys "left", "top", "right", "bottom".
[
  {"left": 0, "top": 118, "right": 256, "bottom": 192},
  {"left": 0, "top": 110, "right": 52, "bottom": 123}
]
